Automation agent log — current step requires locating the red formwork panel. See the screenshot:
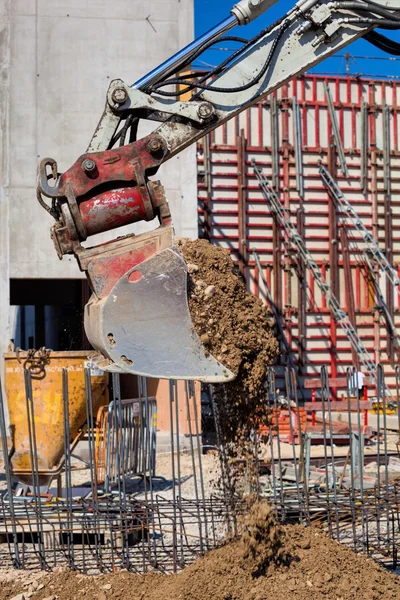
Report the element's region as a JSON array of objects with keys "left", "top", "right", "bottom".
[{"left": 197, "top": 74, "right": 400, "bottom": 396}]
